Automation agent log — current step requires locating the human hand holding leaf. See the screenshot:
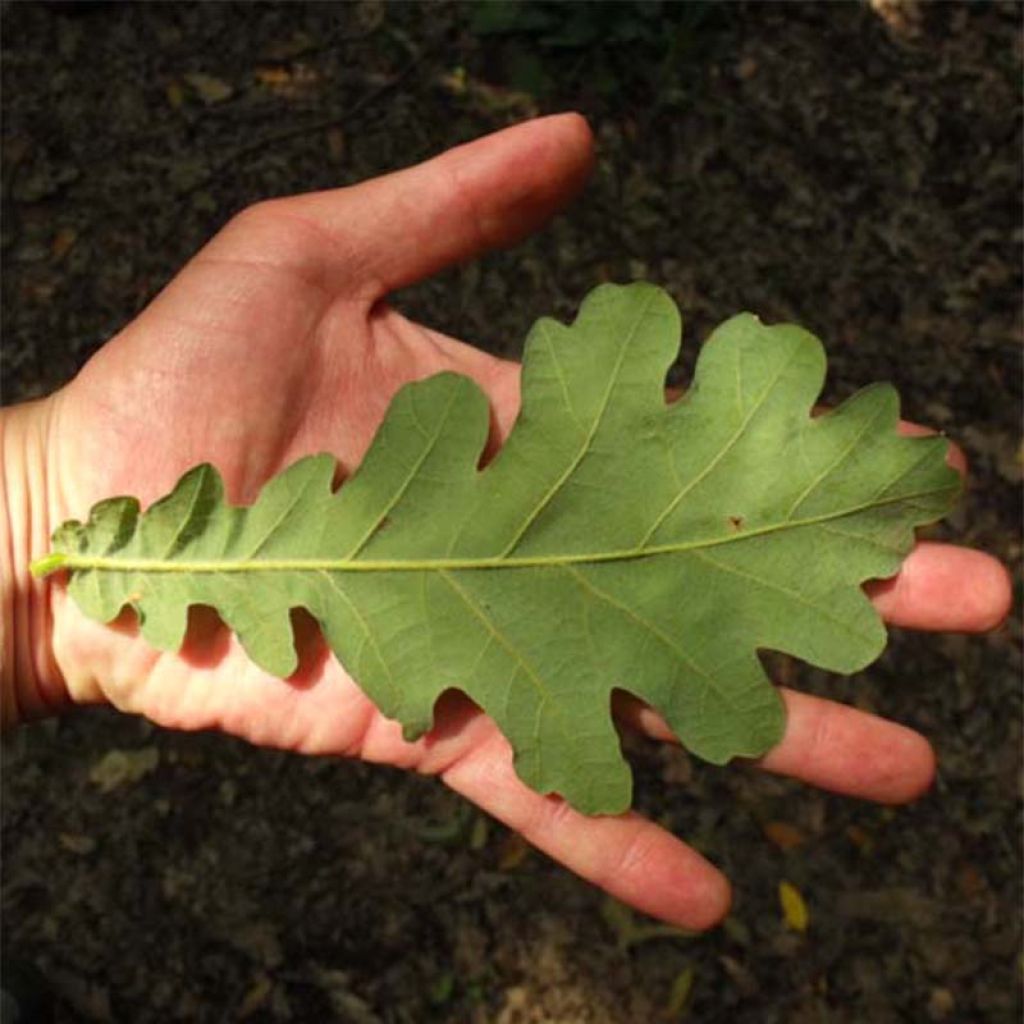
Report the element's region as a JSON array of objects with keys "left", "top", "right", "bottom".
[{"left": 3, "top": 115, "right": 1010, "bottom": 929}]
